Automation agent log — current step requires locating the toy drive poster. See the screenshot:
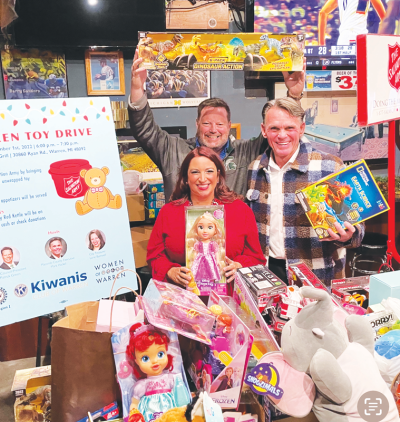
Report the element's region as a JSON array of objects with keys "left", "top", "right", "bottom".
[
  {"left": 2, "top": 49, "right": 68, "bottom": 100},
  {"left": 0, "top": 97, "right": 136, "bottom": 327}
]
